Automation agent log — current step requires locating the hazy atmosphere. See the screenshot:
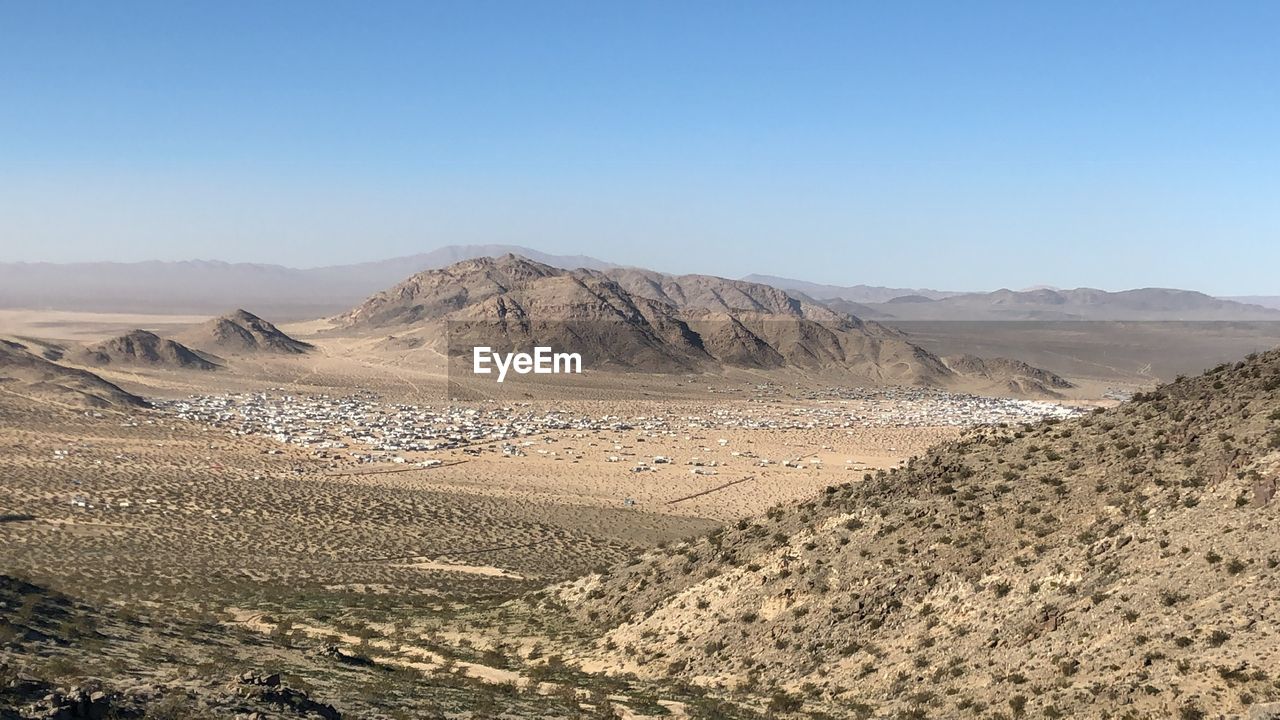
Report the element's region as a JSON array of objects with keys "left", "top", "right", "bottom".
[{"left": 2, "top": 1, "right": 1277, "bottom": 293}]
